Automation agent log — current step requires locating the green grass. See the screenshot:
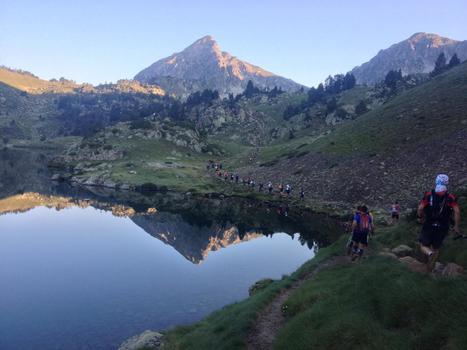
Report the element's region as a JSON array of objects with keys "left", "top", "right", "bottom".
[
  {"left": 337, "top": 85, "right": 370, "bottom": 106},
  {"left": 276, "top": 256, "right": 467, "bottom": 350},
  {"left": 99, "top": 137, "right": 219, "bottom": 193},
  {"left": 158, "top": 195, "right": 466, "bottom": 350},
  {"left": 310, "top": 62, "right": 467, "bottom": 156},
  {"left": 162, "top": 241, "right": 344, "bottom": 350},
  {"left": 256, "top": 61, "right": 467, "bottom": 164},
  {"left": 275, "top": 196, "right": 467, "bottom": 349}
]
